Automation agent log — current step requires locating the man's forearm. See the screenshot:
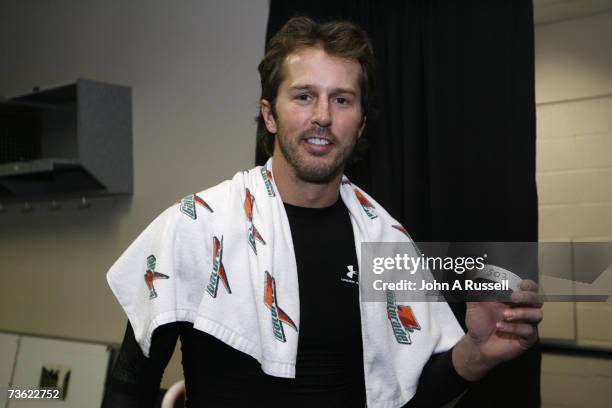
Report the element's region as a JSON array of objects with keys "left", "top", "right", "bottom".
[{"left": 451, "top": 335, "right": 497, "bottom": 381}]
